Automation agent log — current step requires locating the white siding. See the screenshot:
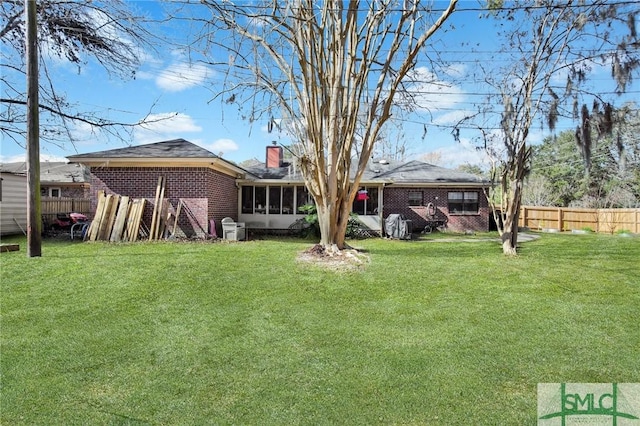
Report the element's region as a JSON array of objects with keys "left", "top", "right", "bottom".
[{"left": 0, "top": 172, "right": 28, "bottom": 236}]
